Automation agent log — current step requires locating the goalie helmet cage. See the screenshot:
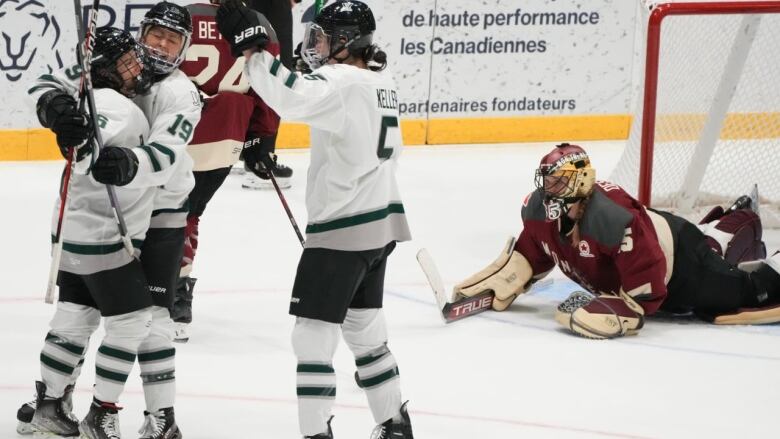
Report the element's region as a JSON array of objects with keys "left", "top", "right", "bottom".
[{"left": 610, "top": 0, "right": 780, "bottom": 227}]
